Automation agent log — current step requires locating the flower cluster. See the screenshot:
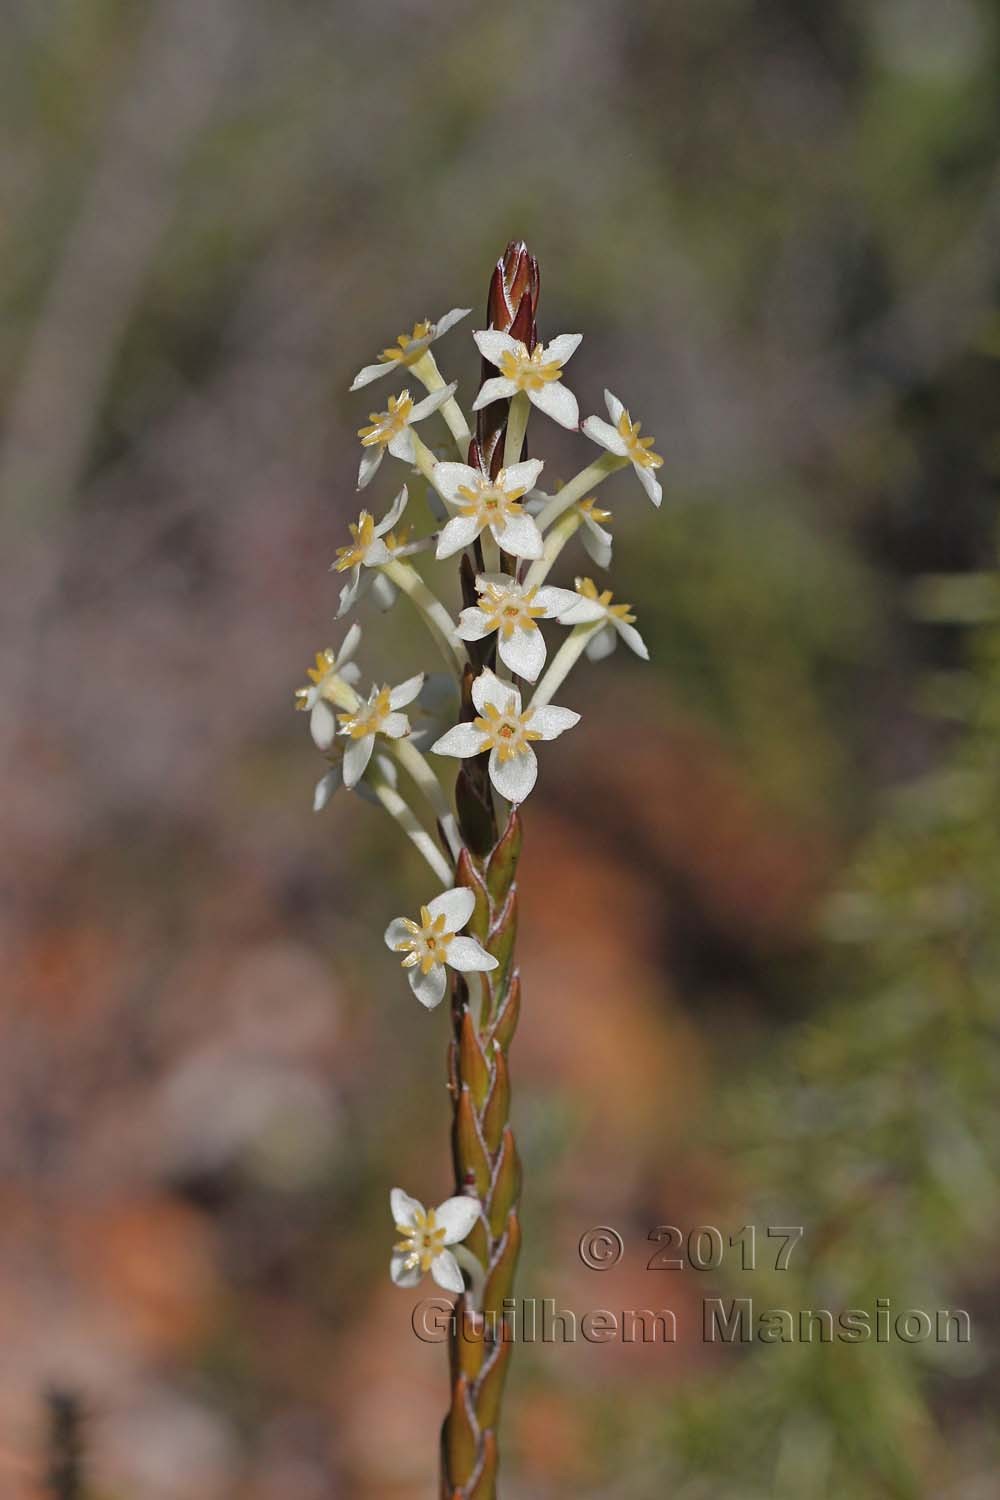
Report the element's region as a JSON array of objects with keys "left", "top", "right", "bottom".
[{"left": 295, "top": 286, "right": 663, "bottom": 1291}]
